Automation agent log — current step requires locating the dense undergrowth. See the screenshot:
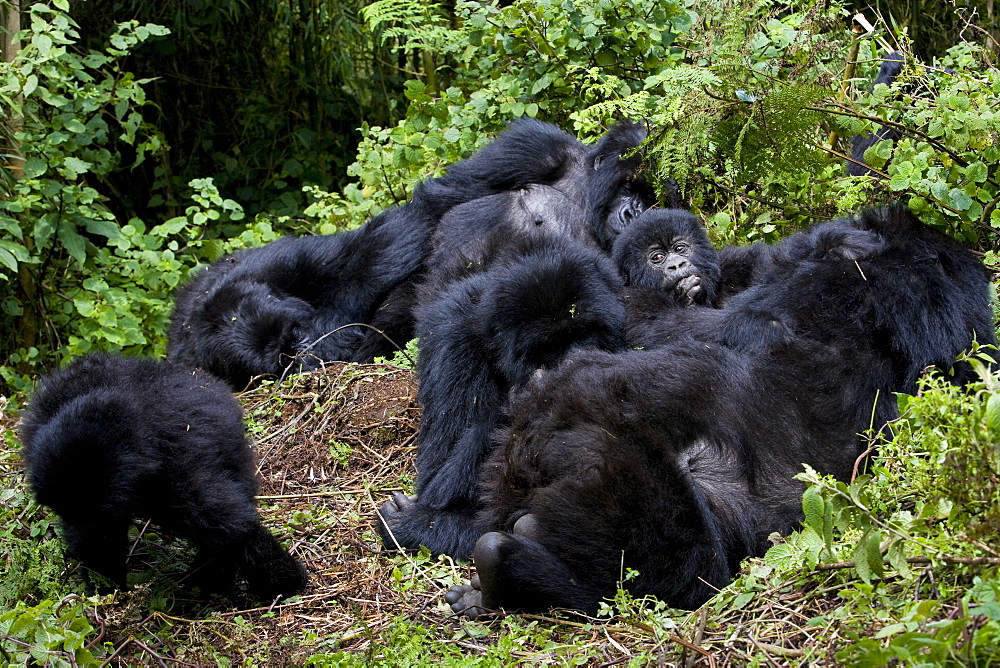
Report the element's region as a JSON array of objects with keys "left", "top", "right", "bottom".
[{"left": 2, "top": 0, "right": 1000, "bottom": 391}]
